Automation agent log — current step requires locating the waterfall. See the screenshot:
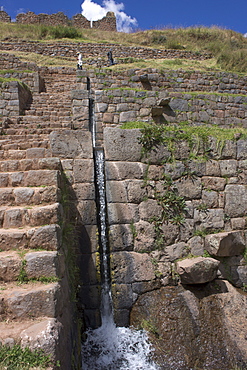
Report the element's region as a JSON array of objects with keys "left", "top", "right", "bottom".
[{"left": 81, "top": 87, "right": 159, "bottom": 370}]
